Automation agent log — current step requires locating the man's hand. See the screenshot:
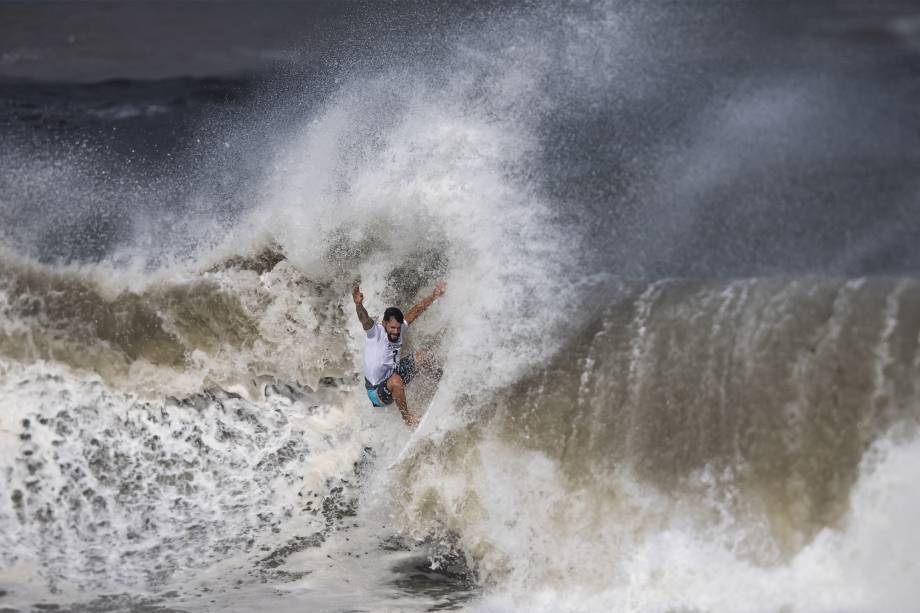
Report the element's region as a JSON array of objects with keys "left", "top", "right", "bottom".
[
  {"left": 353, "top": 284, "right": 374, "bottom": 331},
  {"left": 404, "top": 280, "right": 448, "bottom": 325}
]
